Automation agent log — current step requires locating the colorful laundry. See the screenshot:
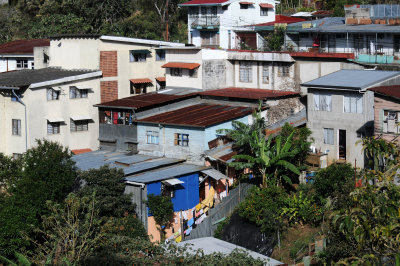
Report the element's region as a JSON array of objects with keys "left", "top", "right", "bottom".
[
  {"left": 175, "top": 235, "right": 182, "bottom": 243},
  {"left": 187, "top": 218, "right": 194, "bottom": 227},
  {"left": 185, "top": 226, "right": 192, "bottom": 236}
]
